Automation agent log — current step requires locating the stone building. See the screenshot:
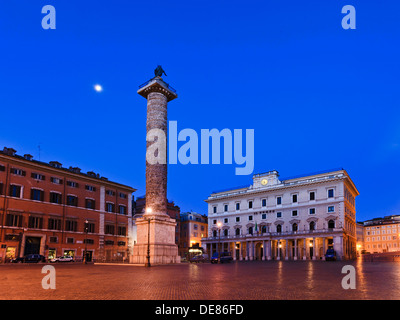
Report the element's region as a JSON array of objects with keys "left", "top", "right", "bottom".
[
  {"left": 0, "top": 147, "right": 136, "bottom": 262},
  {"left": 179, "top": 211, "right": 208, "bottom": 258},
  {"left": 358, "top": 215, "right": 400, "bottom": 254},
  {"left": 202, "top": 168, "right": 358, "bottom": 260}
]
